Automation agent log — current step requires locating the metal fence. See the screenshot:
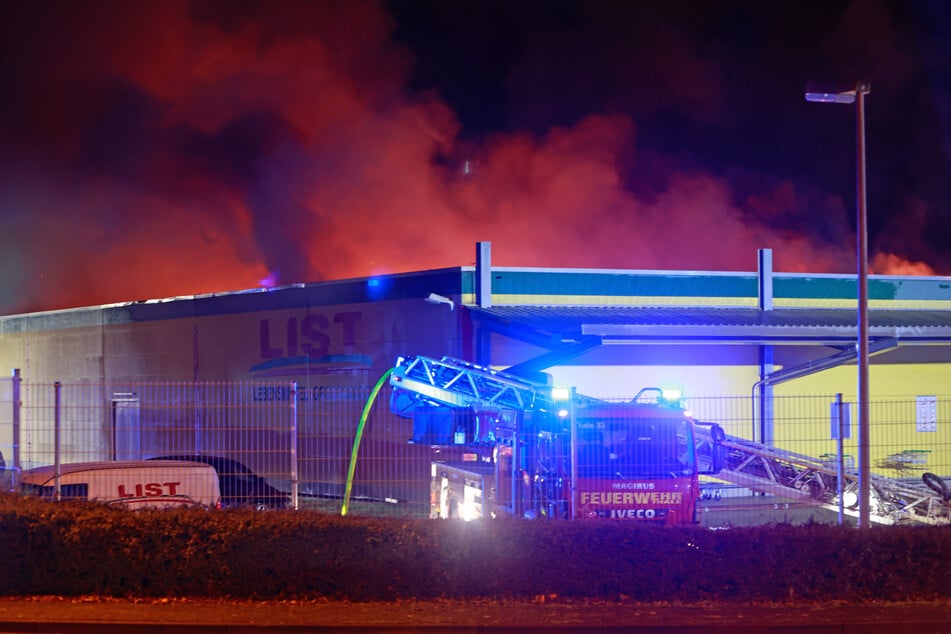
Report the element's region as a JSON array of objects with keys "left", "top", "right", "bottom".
[
  {"left": 0, "top": 374, "right": 433, "bottom": 515},
  {"left": 1, "top": 372, "right": 948, "bottom": 519}
]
